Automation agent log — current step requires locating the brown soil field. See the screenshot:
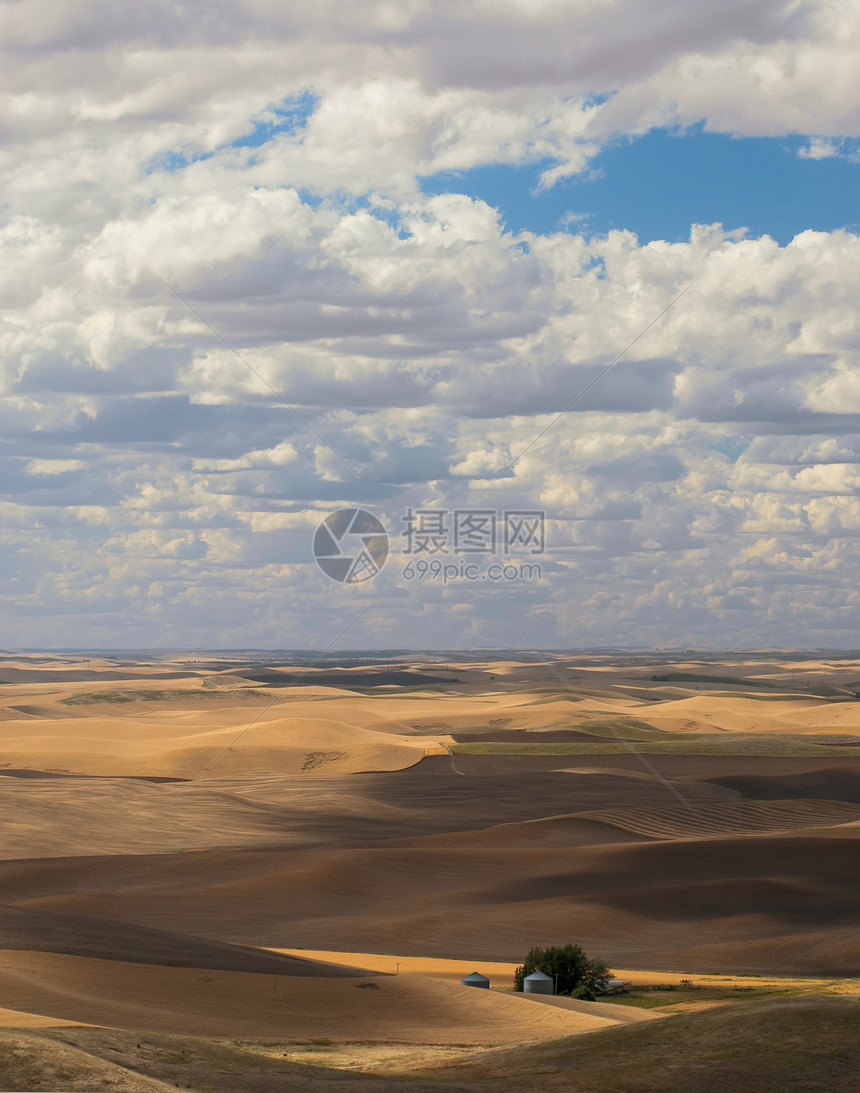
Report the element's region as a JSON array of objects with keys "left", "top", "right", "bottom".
[{"left": 1, "top": 651, "right": 859, "bottom": 1090}]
